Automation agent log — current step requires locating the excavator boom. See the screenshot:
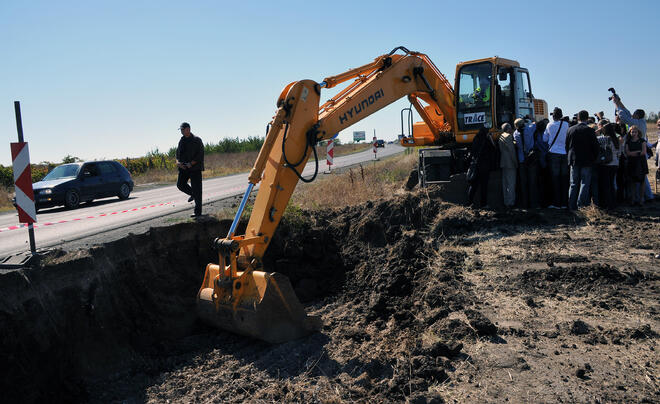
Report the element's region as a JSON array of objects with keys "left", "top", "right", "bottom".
[{"left": 197, "top": 47, "right": 457, "bottom": 343}]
